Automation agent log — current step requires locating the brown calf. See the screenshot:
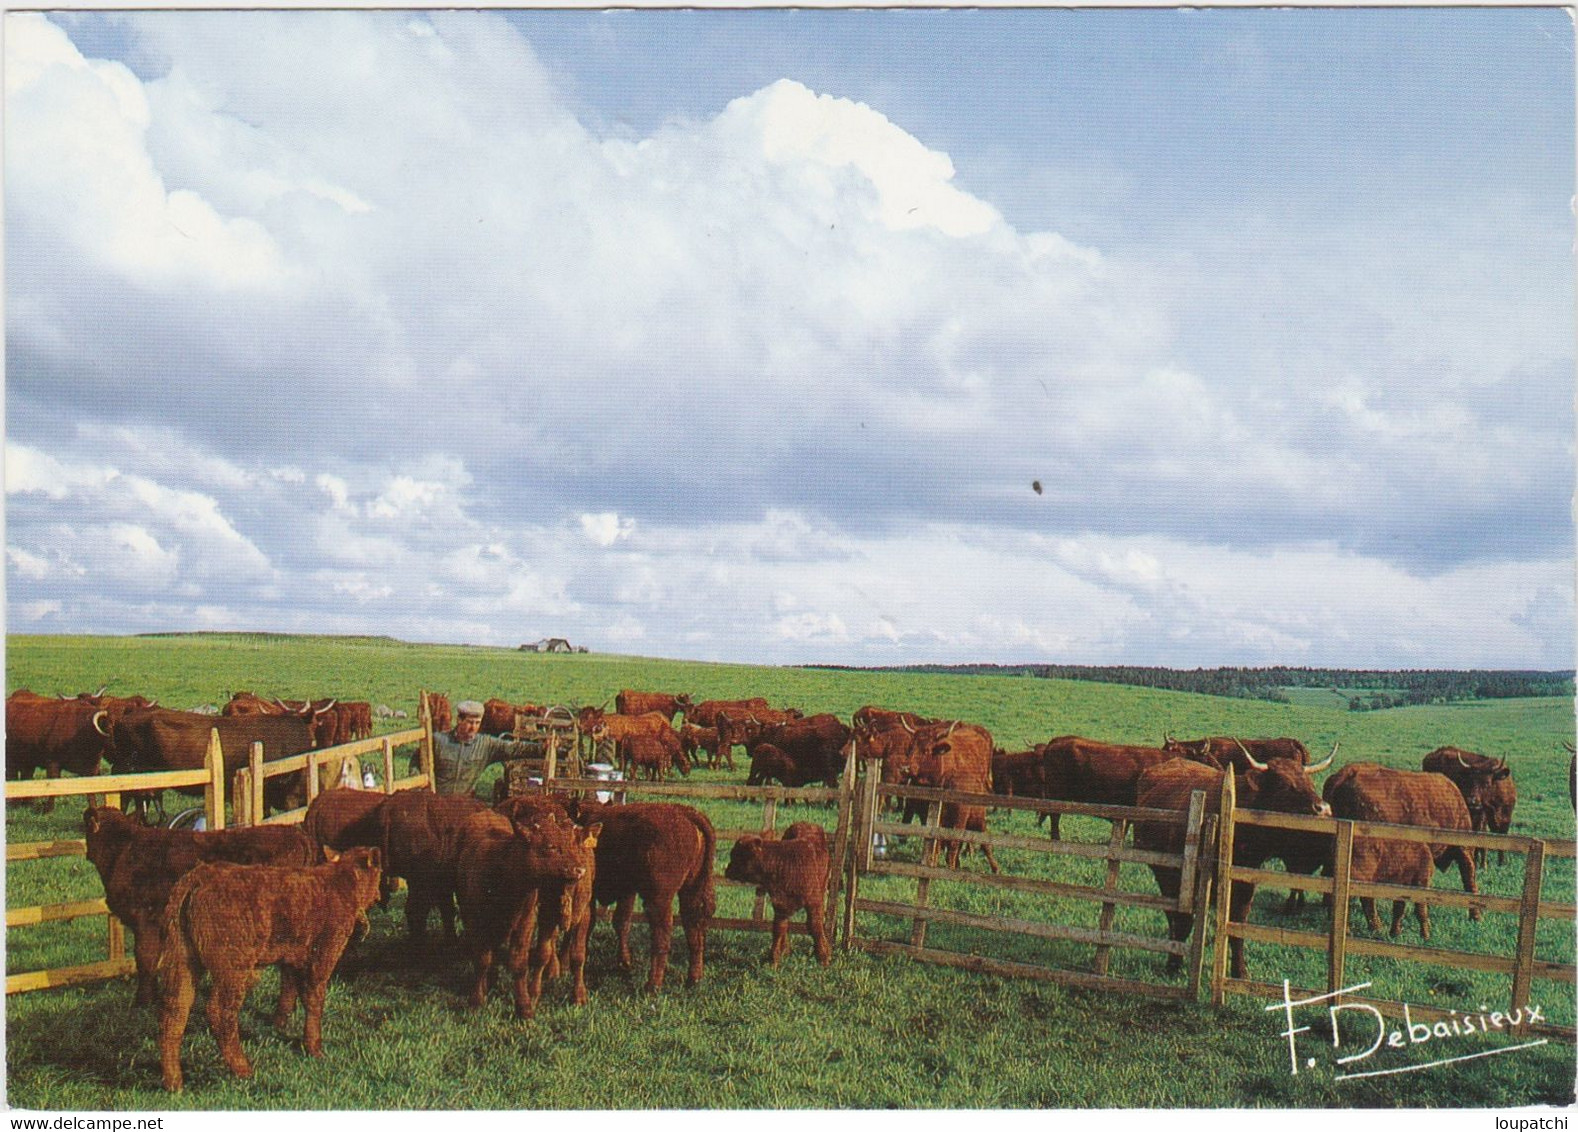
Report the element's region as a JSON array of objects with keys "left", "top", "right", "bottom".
[
  {"left": 157, "top": 847, "right": 383, "bottom": 1091},
  {"left": 376, "top": 790, "right": 489, "bottom": 943},
  {"left": 83, "top": 807, "right": 316, "bottom": 1005},
  {"left": 565, "top": 800, "right": 716, "bottom": 992},
  {"left": 724, "top": 822, "right": 832, "bottom": 966},
  {"left": 456, "top": 810, "right": 600, "bottom": 1018}
]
